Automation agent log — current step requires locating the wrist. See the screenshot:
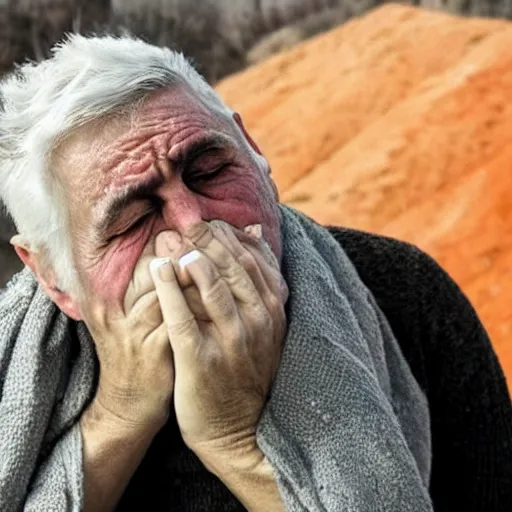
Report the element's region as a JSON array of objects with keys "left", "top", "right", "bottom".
[
  {"left": 191, "top": 430, "right": 261, "bottom": 476},
  {"left": 198, "top": 445, "right": 284, "bottom": 512},
  {"left": 82, "top": 396, "right": 165, "bottom": 442},
  {"left": 92, "top": 381, "right": 169, "bottom": 434},
  {"left": 80, "top": 399, "right": 163, "bottom": 512}
]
